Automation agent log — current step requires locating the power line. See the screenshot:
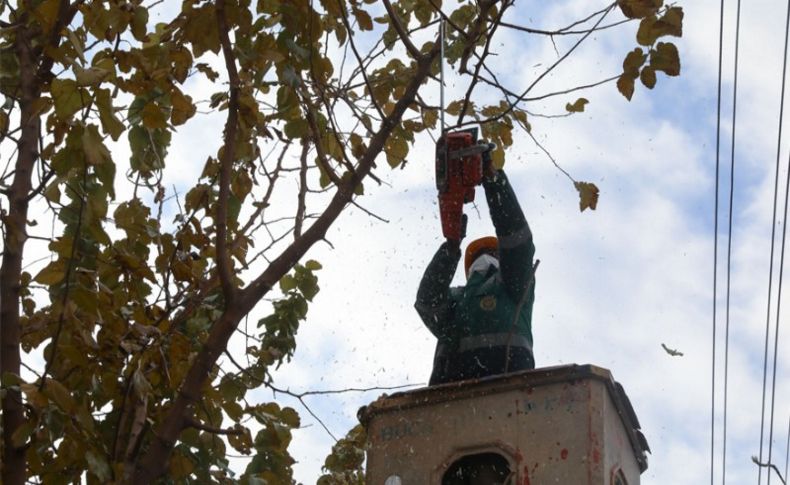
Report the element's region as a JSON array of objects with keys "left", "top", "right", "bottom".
[
  {"left": 767, "top": 103, "right": 790, "bottom": 485},
  {"left": 722, "top": 0, "right": 743, "bottom": 480},
  {"left": 784, "top": 417, "right": 789, "bottom": 484},
  {"left": 712, "top": 0, "right": 727, "bottom": 481},
  {"left": 759, "top": 1, "right": 790, "bottom": 483}
]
